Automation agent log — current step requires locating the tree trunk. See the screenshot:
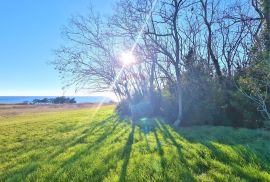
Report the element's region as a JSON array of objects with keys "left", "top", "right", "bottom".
[
  {"left": 172, "top": 0, "right": 182, "bottom": 126},
  {"left": 263, "top": 0, "right": 270, "bottom": 55},
  {"left": 173, "top": 70, "right": 182, "bottom": 126},
  {"left": 200, "top": 0, "right": 222, "bottom": 80},
  {"left": 149, "top": 56, "right": 156, "bottom": 115},
  {"left": 207, "top": 26, "right": 223, "bottom": 80},
  {"left": 173, "top": 83, "right": 182, "bottom": 126}
]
